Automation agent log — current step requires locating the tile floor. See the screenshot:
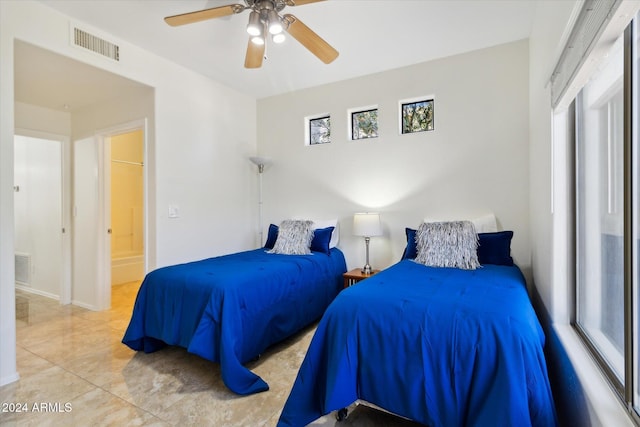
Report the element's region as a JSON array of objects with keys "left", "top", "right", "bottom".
[{"left": 1, "top": 283, "right": 423, "bottom": 426}]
